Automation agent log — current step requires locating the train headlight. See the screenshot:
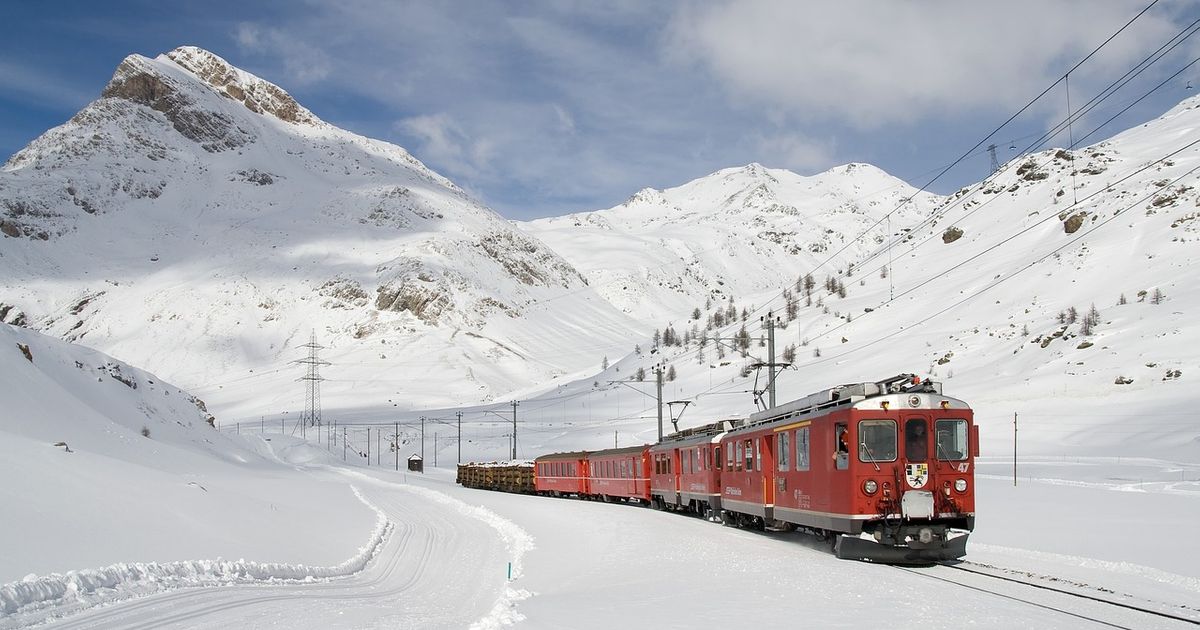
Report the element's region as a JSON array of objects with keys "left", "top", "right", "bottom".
[
  {"left": 955, "top": 478, "right": 968, "bottom": 493},
  {"left": 863, "top": 480, "right": 878, "bottom": 495}
]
